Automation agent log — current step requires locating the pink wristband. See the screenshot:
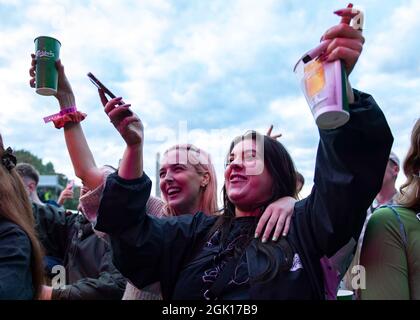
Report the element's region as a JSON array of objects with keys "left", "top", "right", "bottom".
[{"left": 43, "top": 106, "right": 77, "bottom": 123}]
